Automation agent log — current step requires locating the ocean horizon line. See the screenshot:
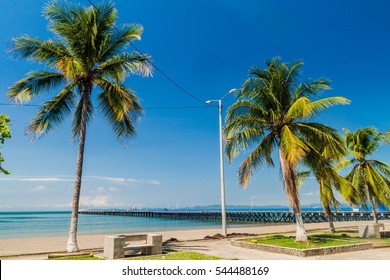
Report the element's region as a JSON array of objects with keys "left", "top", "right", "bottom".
[{"left": 0, "top": 203, "right": 361, "bottom": 213}]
